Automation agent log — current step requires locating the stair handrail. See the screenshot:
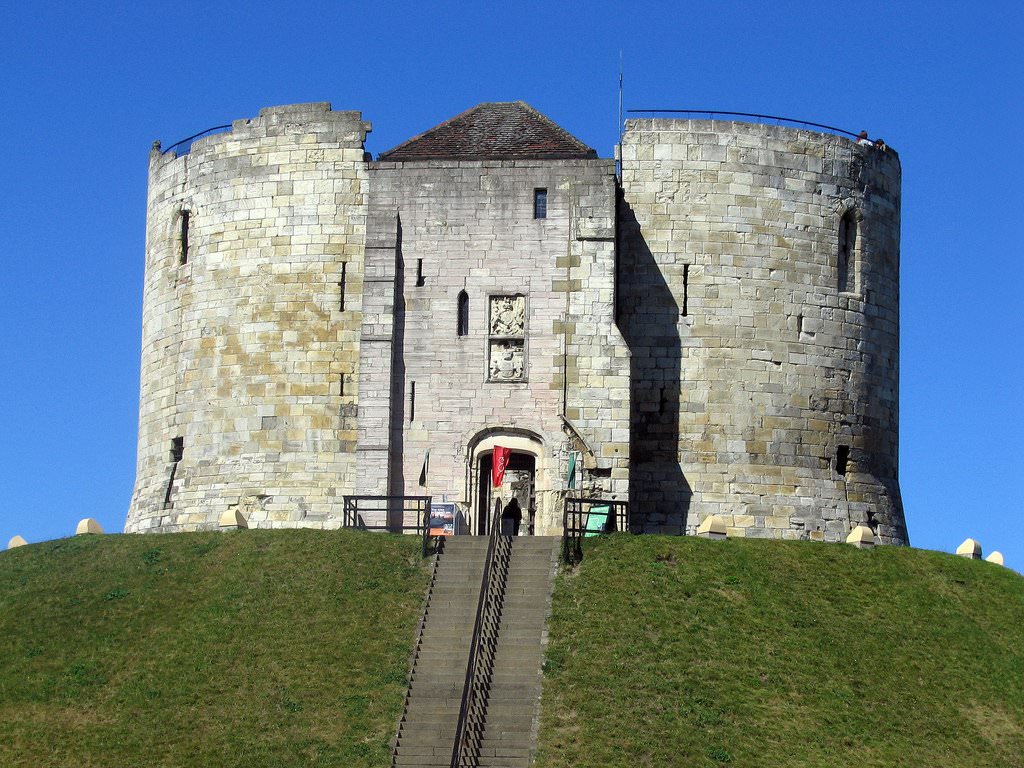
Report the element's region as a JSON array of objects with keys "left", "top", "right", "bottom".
[
  {"left": 450, "top": 505, "right": 505, "bottom": 768},
  {"left": 391, "top": 535, "right": 445, "bottom": 766}
]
